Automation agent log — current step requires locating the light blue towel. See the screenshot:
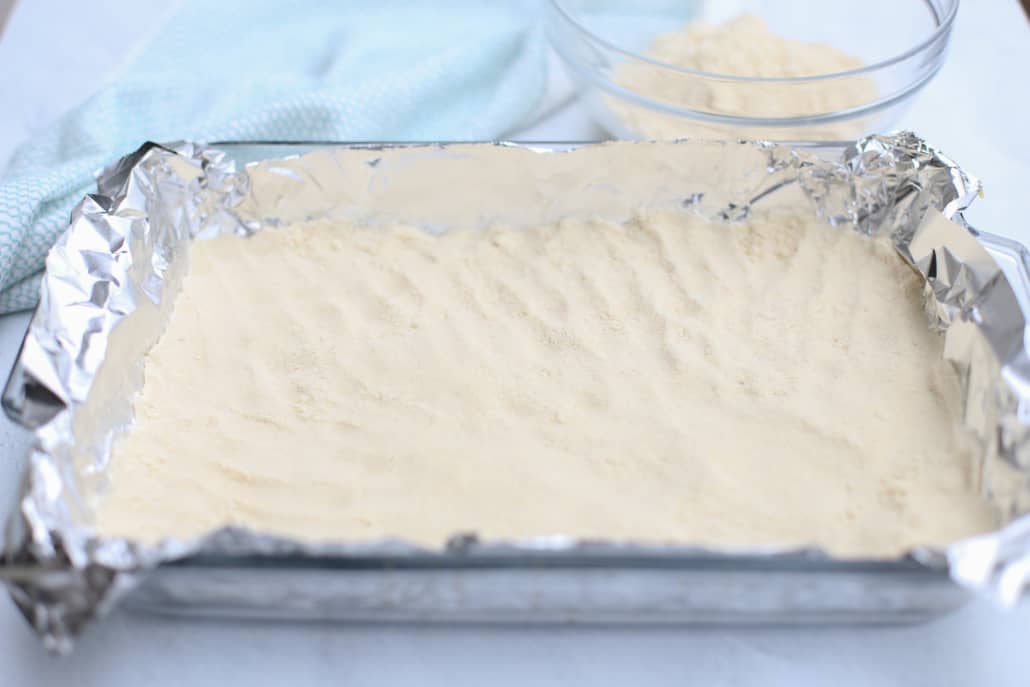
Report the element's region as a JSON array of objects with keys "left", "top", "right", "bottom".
[{"left": 0, "top": 0, "right": 547, "bottom": 313}]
